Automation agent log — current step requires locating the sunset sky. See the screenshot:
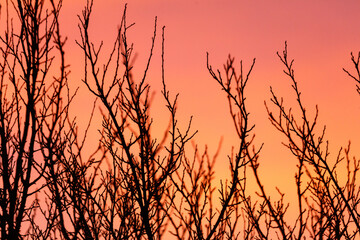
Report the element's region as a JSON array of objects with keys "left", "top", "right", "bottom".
[{"left": 60, "top": 0, "right": 360, "bottom": 218}]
